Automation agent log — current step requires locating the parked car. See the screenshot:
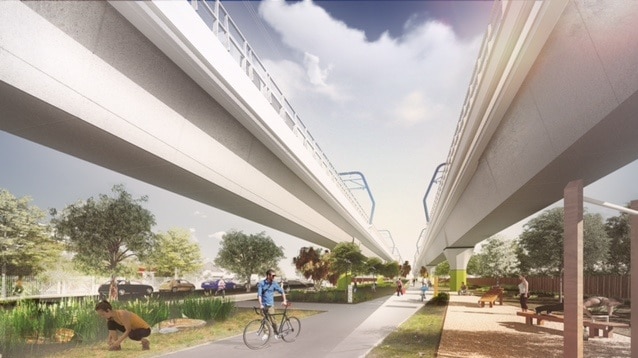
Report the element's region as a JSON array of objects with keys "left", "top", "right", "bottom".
[
  {"left": 98, "top": 279, "right": 153, "bottom": 298},
  {"left": 201, "top": 279, "right": 237, "bottom": 295},
  {"left": 159, "top": 278, "right": 196, "bottom": 292},
  {"left": 286, "top": 279, "right": 313, "bottom": 290}
]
